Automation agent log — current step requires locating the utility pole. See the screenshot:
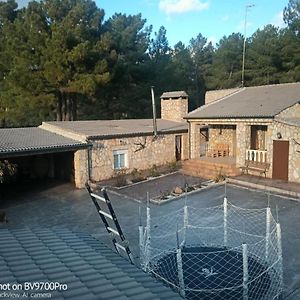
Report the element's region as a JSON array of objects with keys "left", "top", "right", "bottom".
[{"left": 241, "top": 4, "right": 255, "bottom": 87}]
